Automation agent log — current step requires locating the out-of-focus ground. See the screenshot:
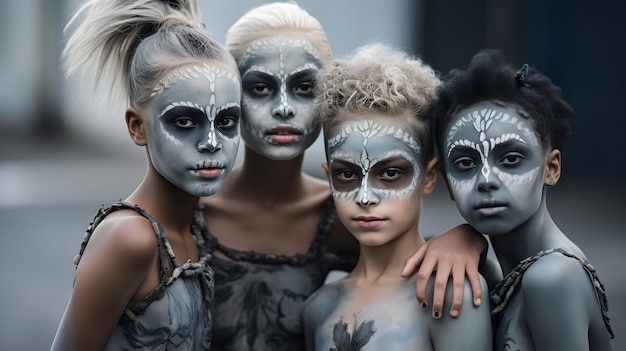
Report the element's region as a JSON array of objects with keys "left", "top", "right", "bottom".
[{"left": 0, "top": 132, "right": 623, "bottom": 350}]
